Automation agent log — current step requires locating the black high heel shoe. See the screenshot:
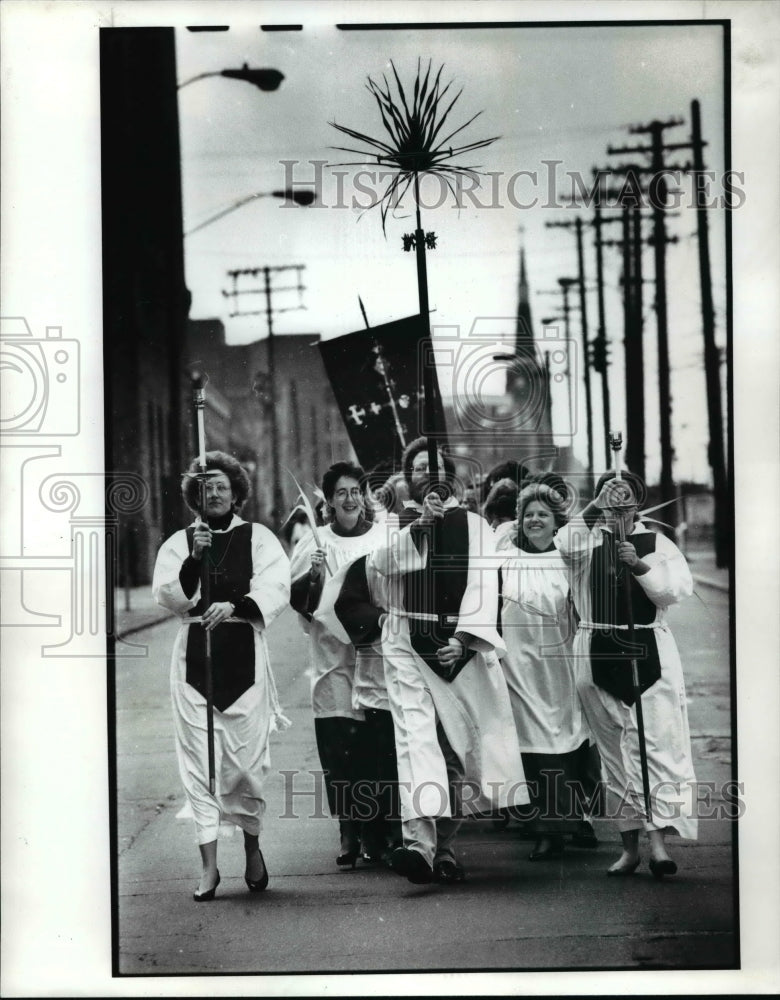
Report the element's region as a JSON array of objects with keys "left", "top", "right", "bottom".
[
  {"left": 193, "top": 870, "right": 220, "bottom": 902},
  {"left": 336, "top": 848, "right": 359, "bottom": 869},
  {"left": 336, "top": 819, "right": 360, "bottom": 869},
  {"left": 245, "top": 850, "right": 269, "bottom": 892},
  {"left": 649, "top": 858, "right": 677, "bottom": 880}
]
